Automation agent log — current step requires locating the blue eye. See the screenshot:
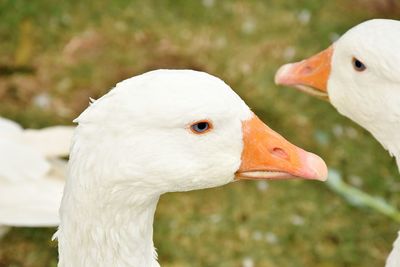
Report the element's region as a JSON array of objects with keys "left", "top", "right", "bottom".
[
  {"left": 352, "top": 57, "right": 366, "bottom": 72},
  {"left": 190, "top": 121, "right": 212, "bottom": 134}
]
